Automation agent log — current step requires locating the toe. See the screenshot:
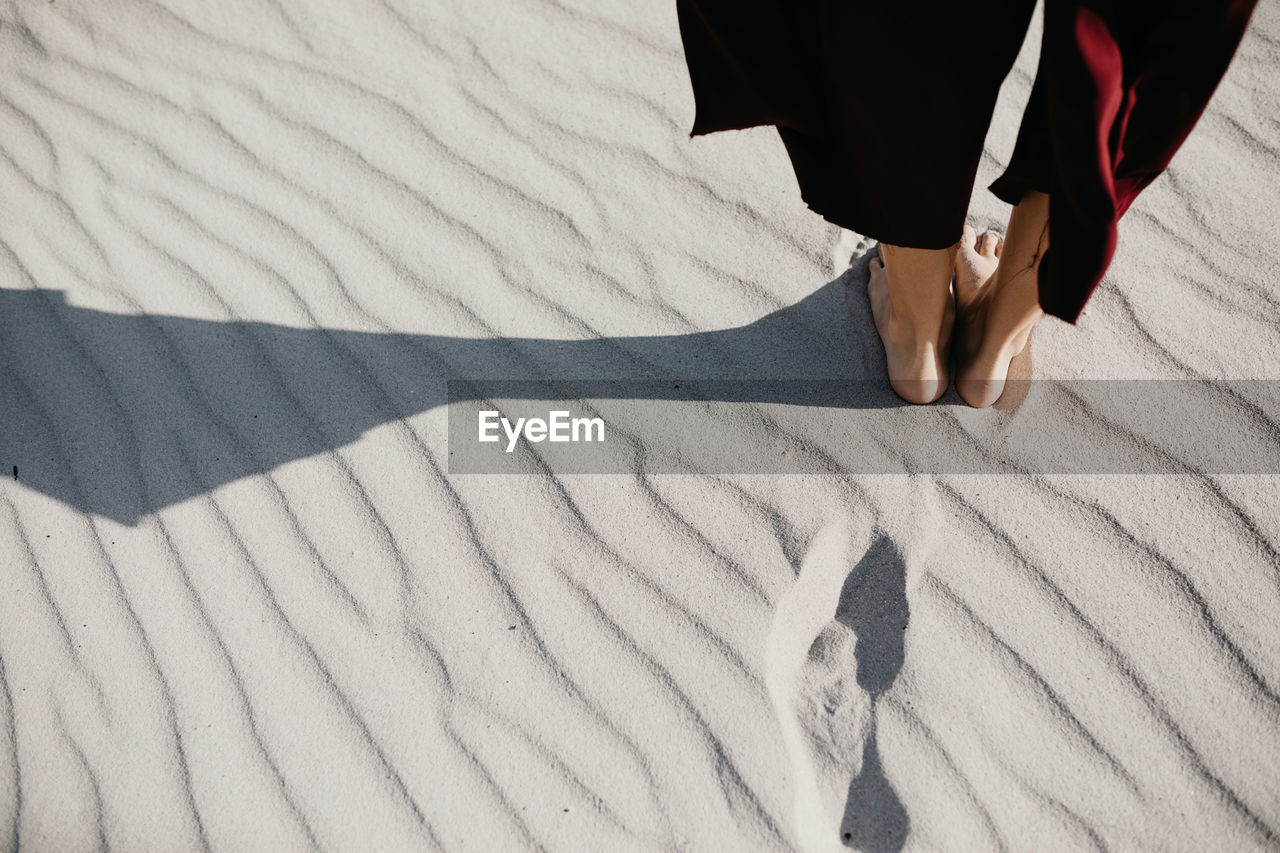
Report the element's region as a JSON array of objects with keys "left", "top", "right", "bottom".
[
  {"left": 956, "top": 229, "right": 980, "bottom": 265},
  {"left": 995, "top": 240, "right": 1003, "bottom": 258},
  {"left": 979, "top": 232, "right": 999, "bottom": 258}
]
